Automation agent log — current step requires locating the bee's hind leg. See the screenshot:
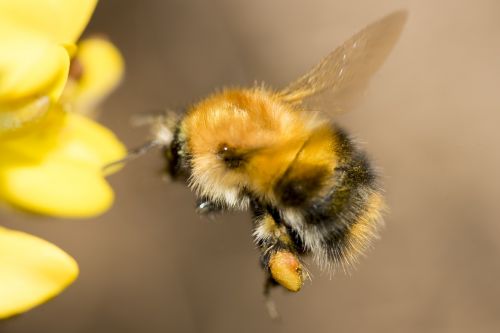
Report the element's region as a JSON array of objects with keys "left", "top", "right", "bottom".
[
  {"left": 253, "top": 211, "right": 305, "bottom": 293},
  {"left": 264, "top": 276, "right": 281, "bottom": 320}
]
